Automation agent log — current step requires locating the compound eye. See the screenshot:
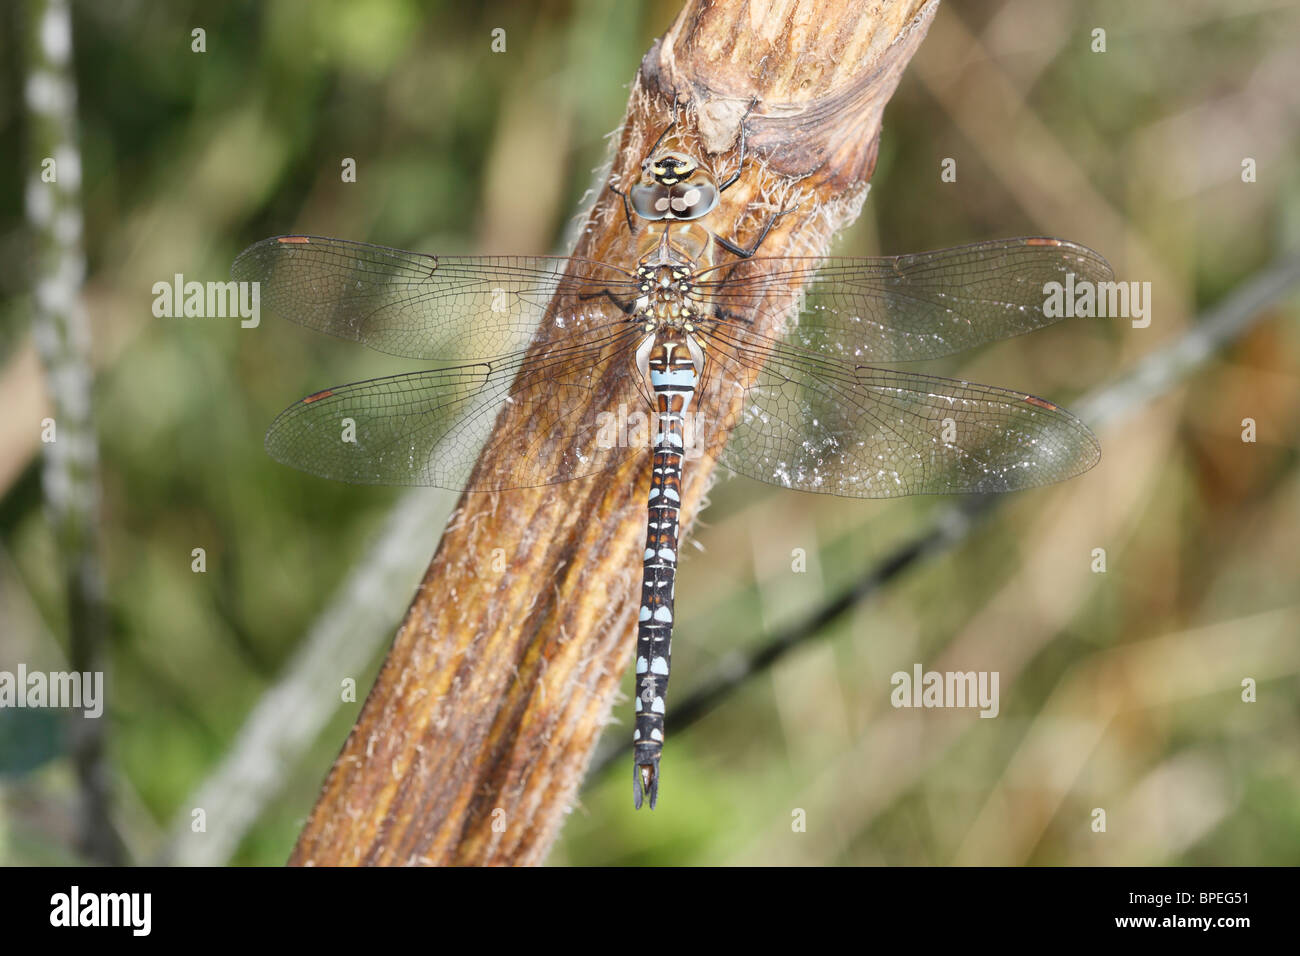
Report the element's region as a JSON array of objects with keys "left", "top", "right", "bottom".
[
  {"left": 630, "top": 184, "right": 670, "bottom": 221},
  {"left": 666, "top": 182, "right": 719, "bottom": 220}
]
